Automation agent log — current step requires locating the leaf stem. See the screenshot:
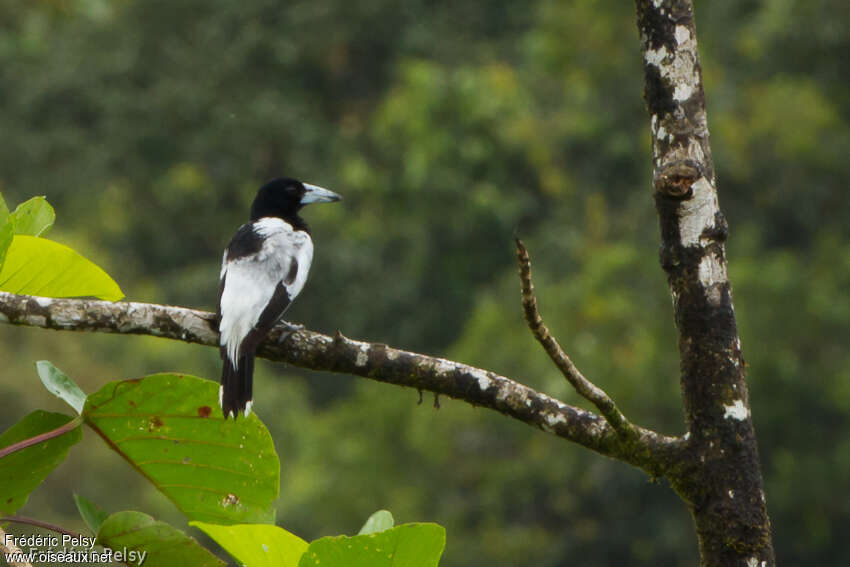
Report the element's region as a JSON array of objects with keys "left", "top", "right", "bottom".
[{"left": 0, "top": 415, "right": 83, "bottom": 459}]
